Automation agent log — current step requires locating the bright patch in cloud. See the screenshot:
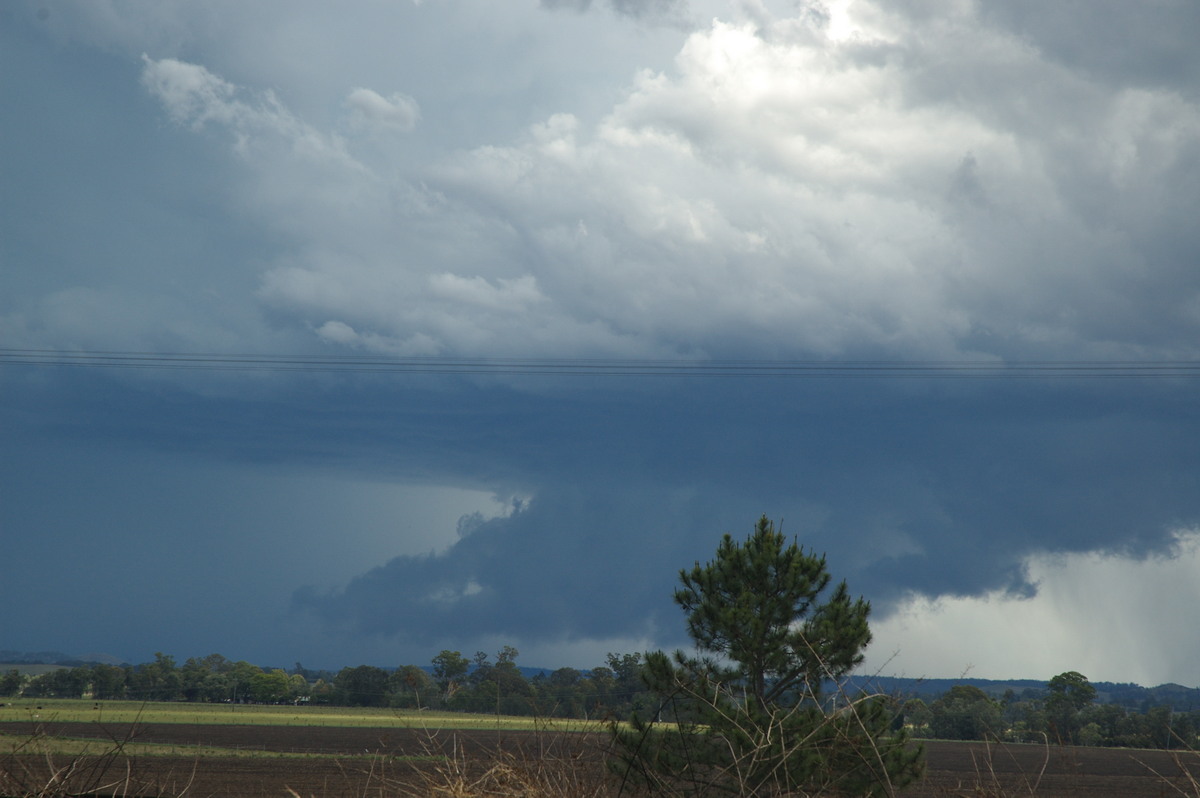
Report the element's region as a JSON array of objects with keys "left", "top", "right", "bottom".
[
  {"left": 867, "top": 530, "right": 1200, "bottom": 686},
  {"left": 345, "top": 87, "right": 421, "bottom": 133},
  {"left": 427, "top": 273, "right": 547, "bottom": 312}
]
